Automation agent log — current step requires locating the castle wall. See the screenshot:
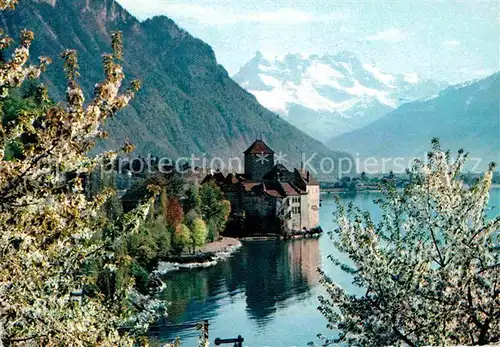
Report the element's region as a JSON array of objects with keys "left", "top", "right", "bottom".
[
  {"left": 290, "top": 196, "right": 302, "bottom": 231},
  {"left": 300, "top": 194, "right": 309, "bottom": 229},
  {"left": 241, "top": 194, "right": 282, "bottom": 233},
  {"left": 242, "top": 194, "right": 276, "bottom": 217},
  {"left": 306, "top": 185, "right": 320, "bottom": 228},
  {"left": 244, "top": 154, "right": 274, "bottom": 180},
  {"left": 223, "top": 189, "right": 241, "bottom": 214}
]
